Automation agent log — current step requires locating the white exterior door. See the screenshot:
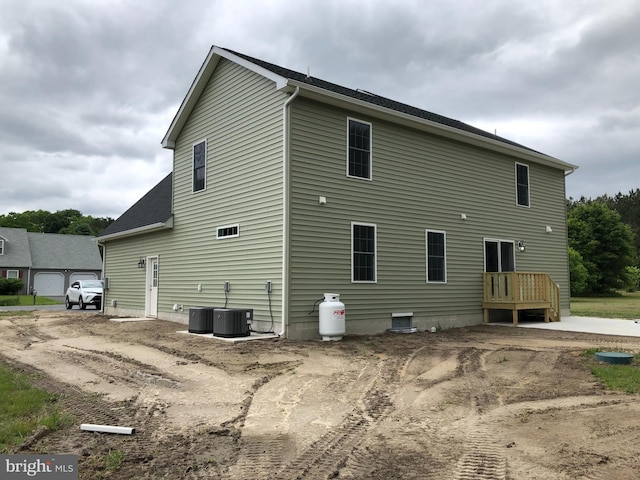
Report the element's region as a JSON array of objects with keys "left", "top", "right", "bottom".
[{"left": 146, "top": 257, "right": 159, "bottom": 317}]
